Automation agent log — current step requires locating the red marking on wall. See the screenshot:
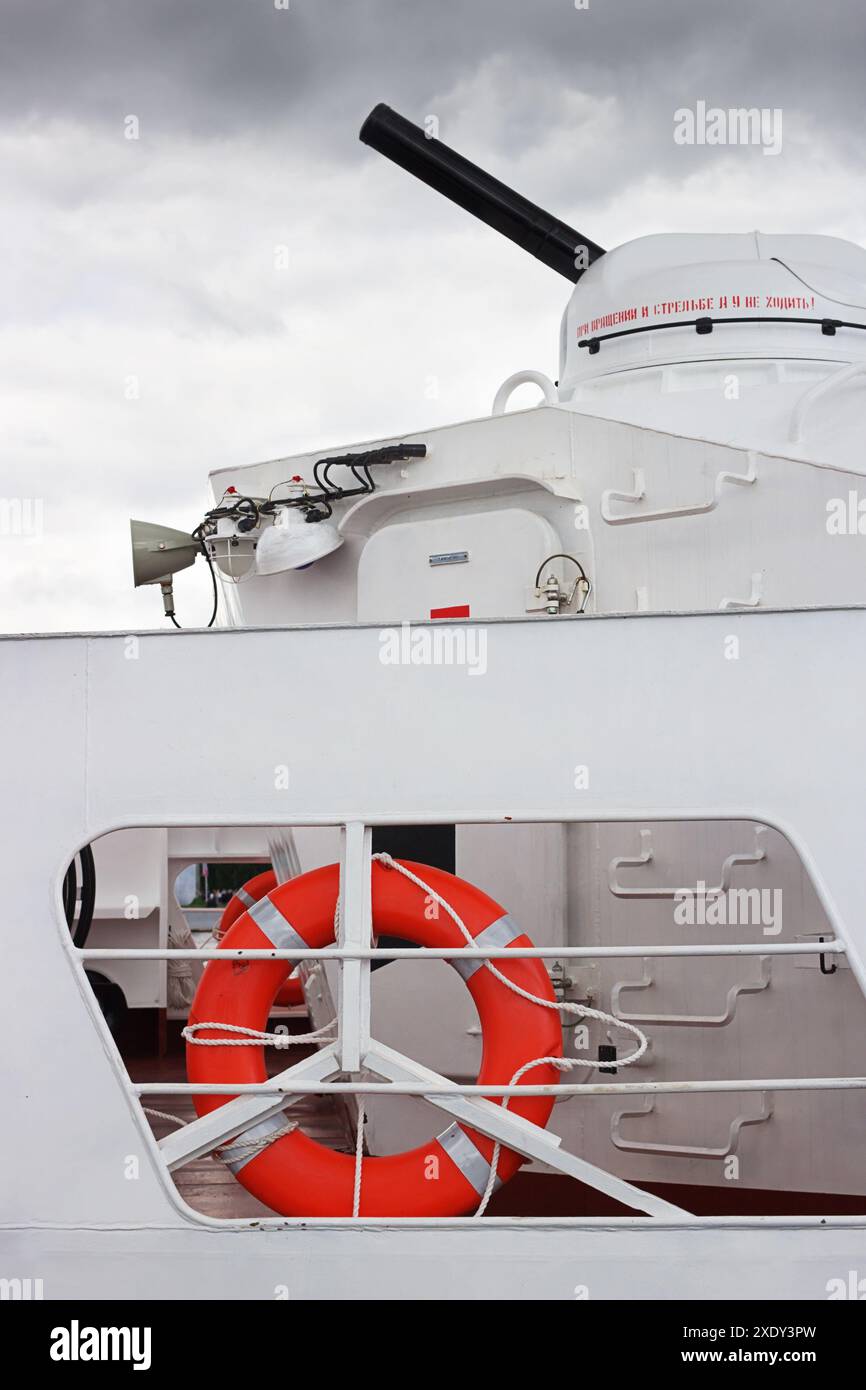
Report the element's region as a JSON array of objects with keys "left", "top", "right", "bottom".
[
  {"left": 574, "top": 291, "right": 817, "bottom": 338},
  {"left": 430, "top": 605, "right": 470, "bottom": 620}
]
